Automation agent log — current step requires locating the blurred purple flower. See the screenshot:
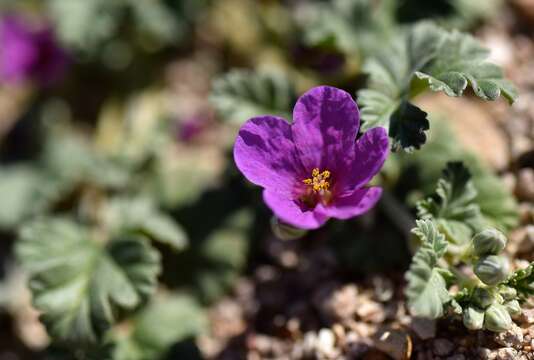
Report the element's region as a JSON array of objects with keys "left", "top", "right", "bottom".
[
  {"left": 177, "top": 114, "right": 208, "bottom": 142},
  {"left": 0, "top": 15, "right": 68, "bottom": 86},
  {"left": 234, "top": 86, "right": 389, "bottom": 230}
]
